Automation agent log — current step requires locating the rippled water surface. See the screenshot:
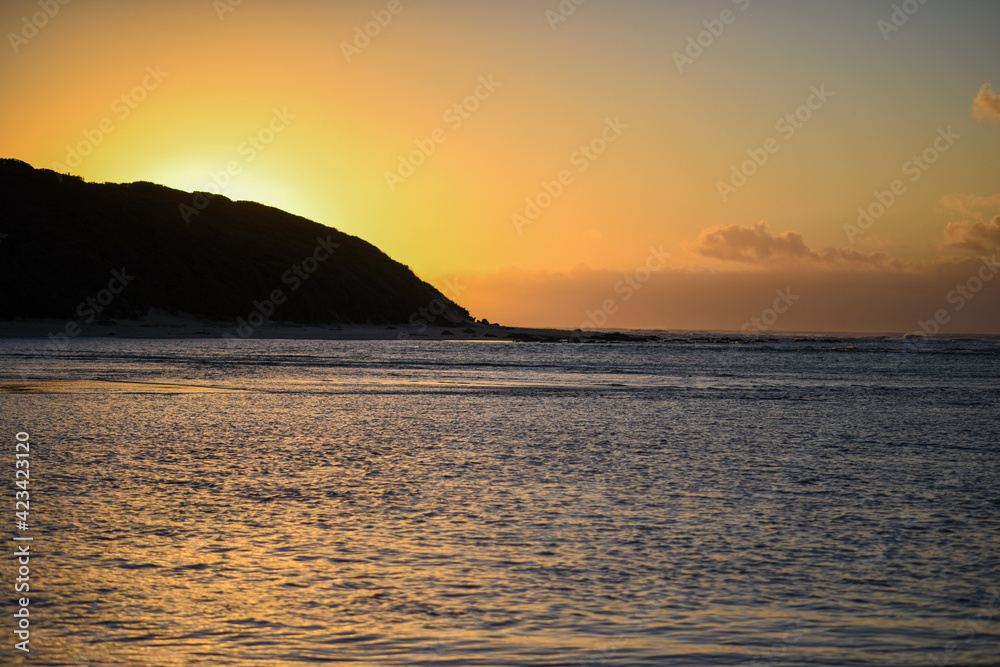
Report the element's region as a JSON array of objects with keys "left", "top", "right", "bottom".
[{"left": 1, "top": 335, "right": 999, "bottom": 665}]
